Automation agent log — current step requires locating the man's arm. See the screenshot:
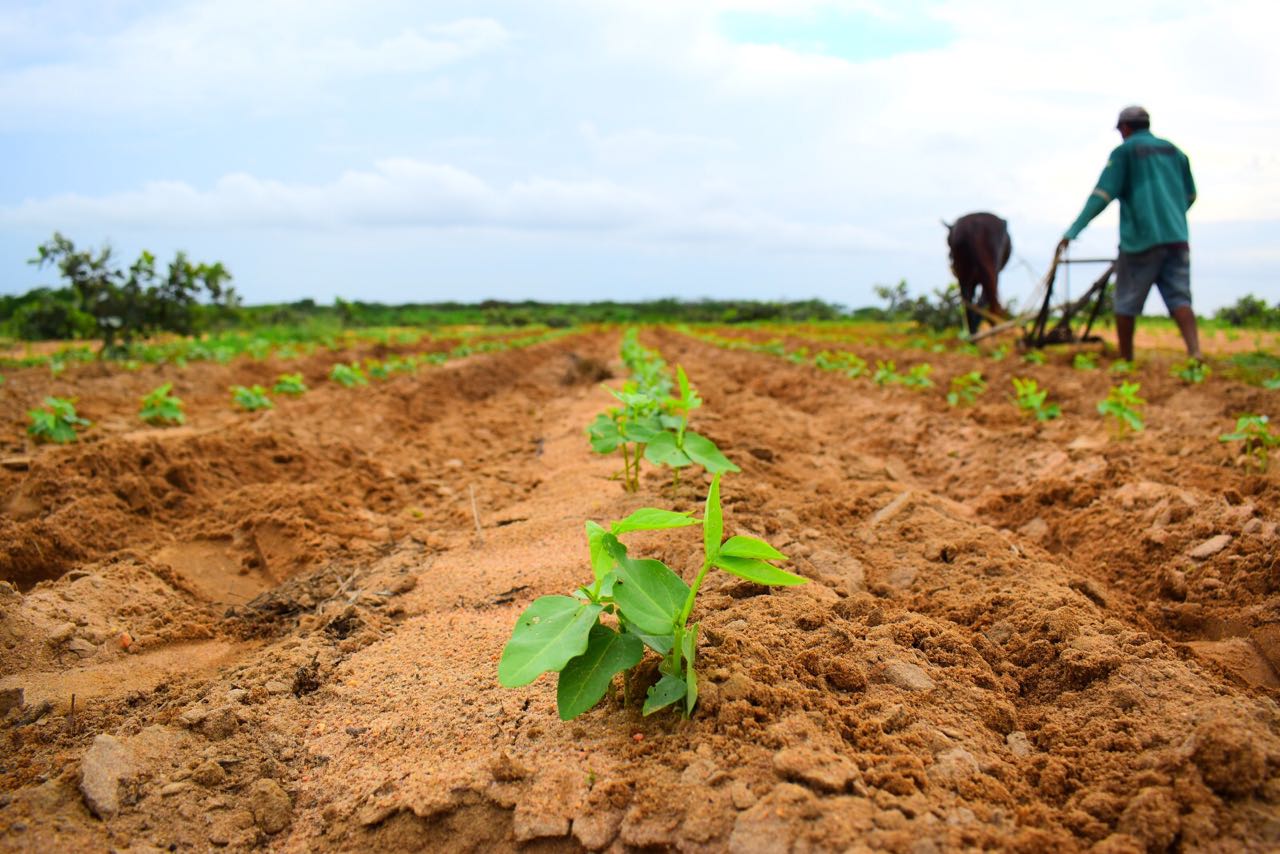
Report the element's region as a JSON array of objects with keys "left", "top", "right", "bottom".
[
  {"left": 1062, "top": 146, "right": 1128, "bottom": 243},
  {"left": 1183, "top": 152, "right": 1197, "bottom": 211}
]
